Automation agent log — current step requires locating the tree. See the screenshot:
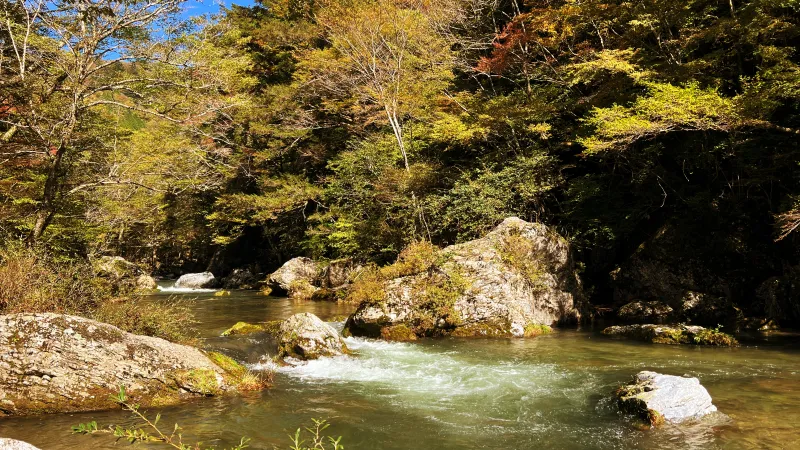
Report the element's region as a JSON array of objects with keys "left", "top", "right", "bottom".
[{"left": 0, "top": 0, "right": 247, "bottom": 242}]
